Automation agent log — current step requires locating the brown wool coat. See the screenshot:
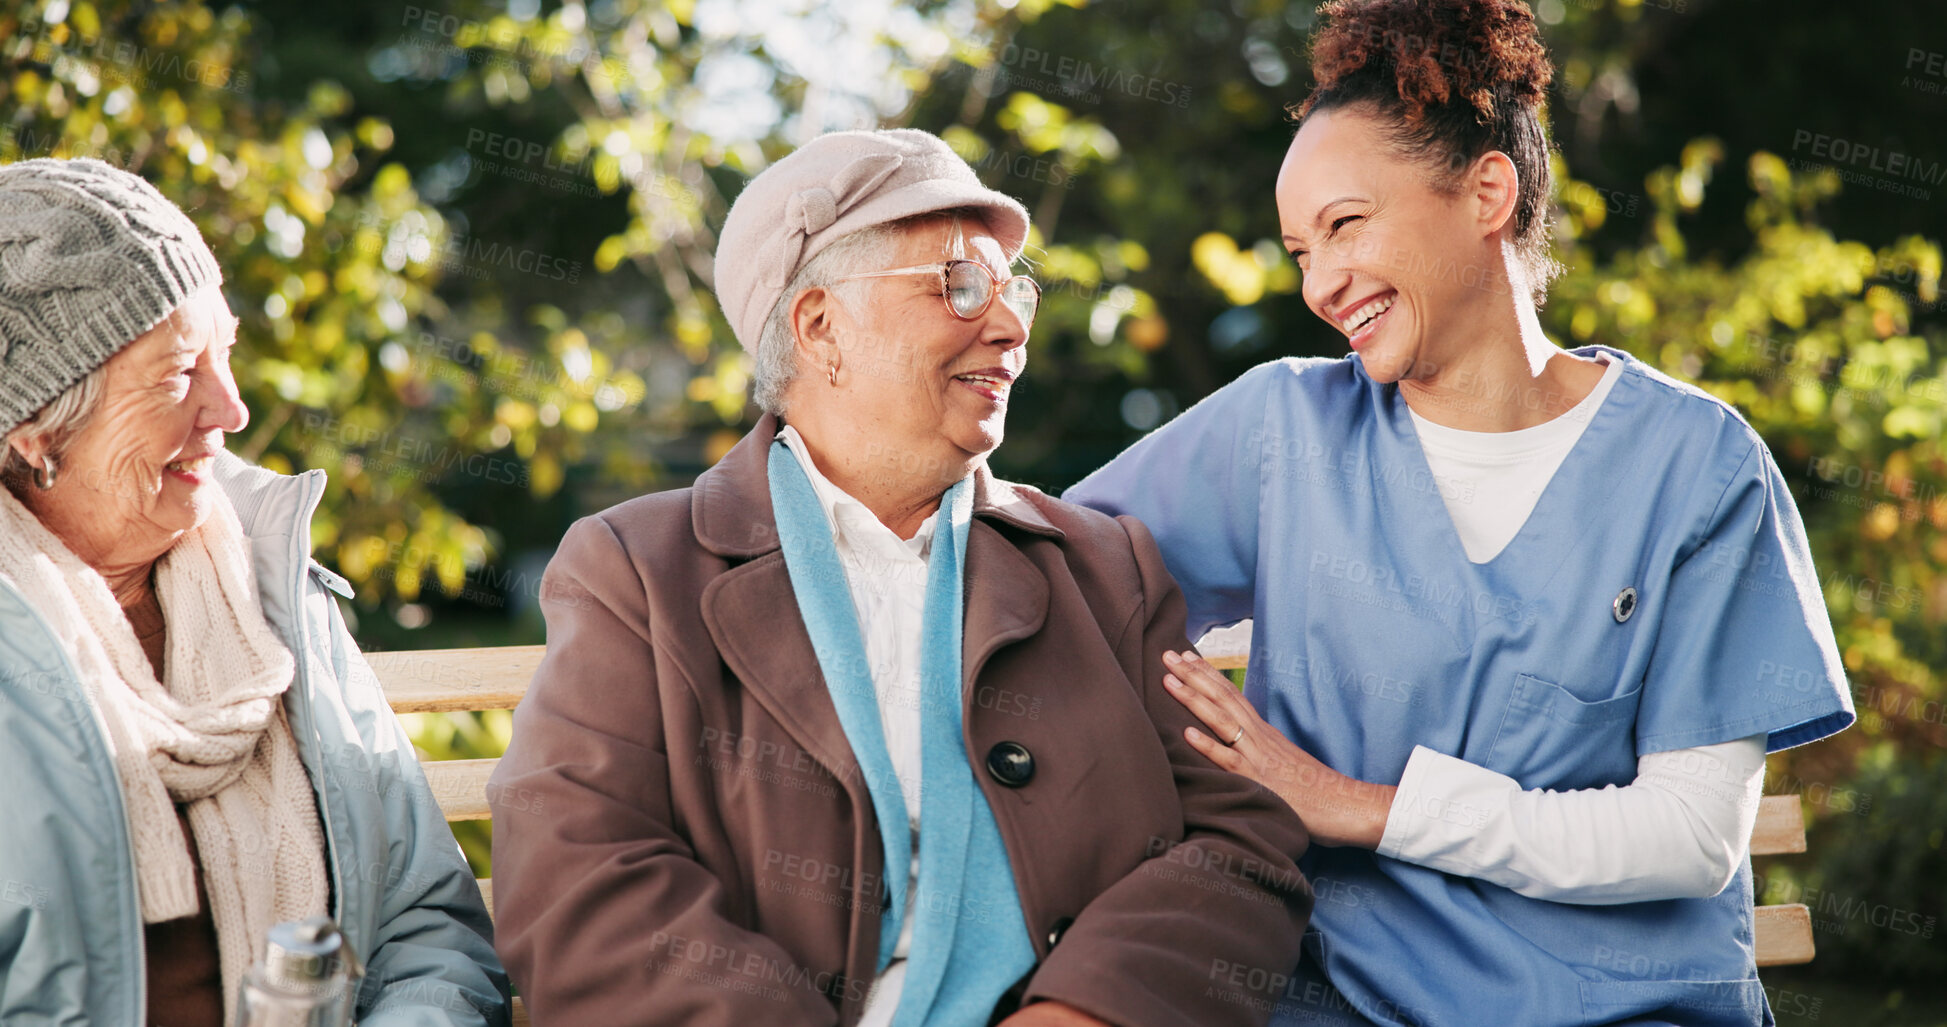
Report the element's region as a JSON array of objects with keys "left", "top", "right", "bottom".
[{"left": 488, "top": 416, "right": 1312, "bottom": 1027}]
